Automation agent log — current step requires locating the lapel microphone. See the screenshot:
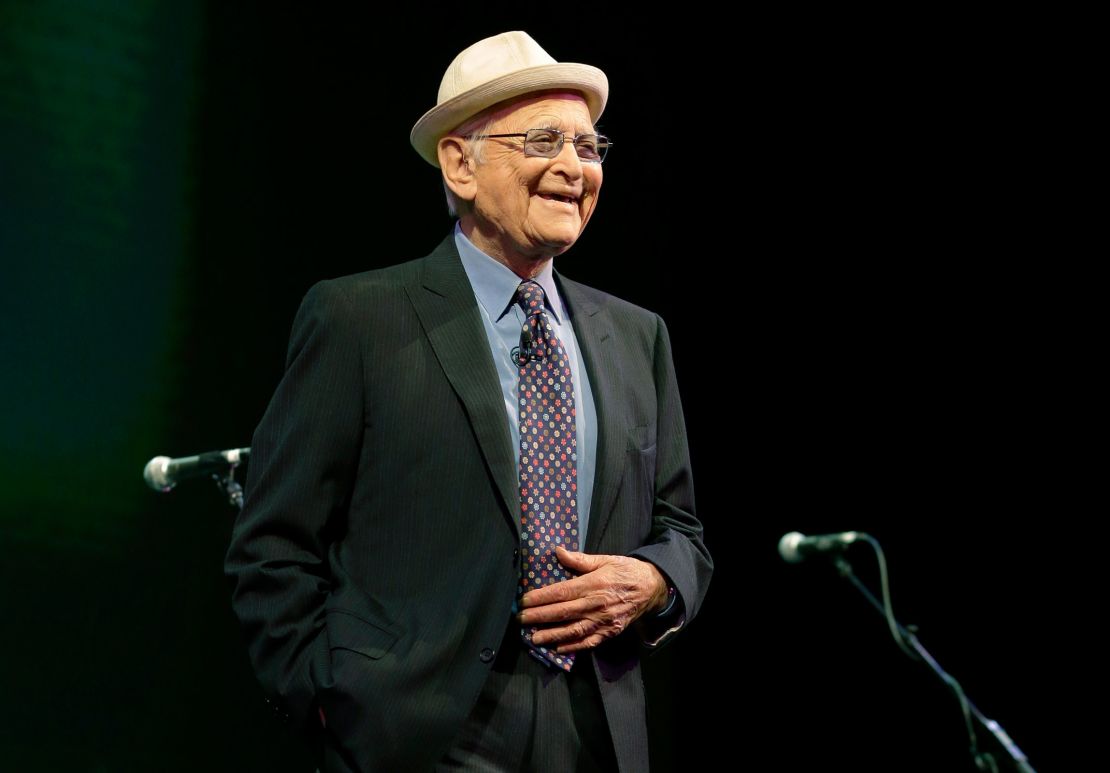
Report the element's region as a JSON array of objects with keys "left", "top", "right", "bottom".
[{"left": 516, "top": 325, "right": 543, "bottom": 362}]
